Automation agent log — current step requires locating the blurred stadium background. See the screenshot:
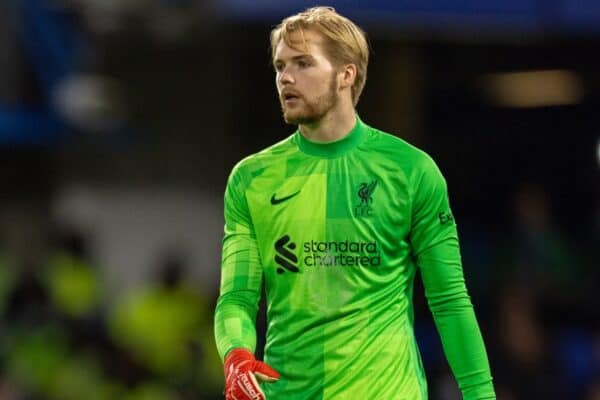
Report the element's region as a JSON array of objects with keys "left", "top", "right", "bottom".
[{"left": 0, "top": 0, "right": 599, "bottom": 399}]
